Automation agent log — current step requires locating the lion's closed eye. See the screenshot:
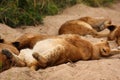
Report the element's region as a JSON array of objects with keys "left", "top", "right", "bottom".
[{"left": 101, "top": 47, "right": 110, "bottom": 57}]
